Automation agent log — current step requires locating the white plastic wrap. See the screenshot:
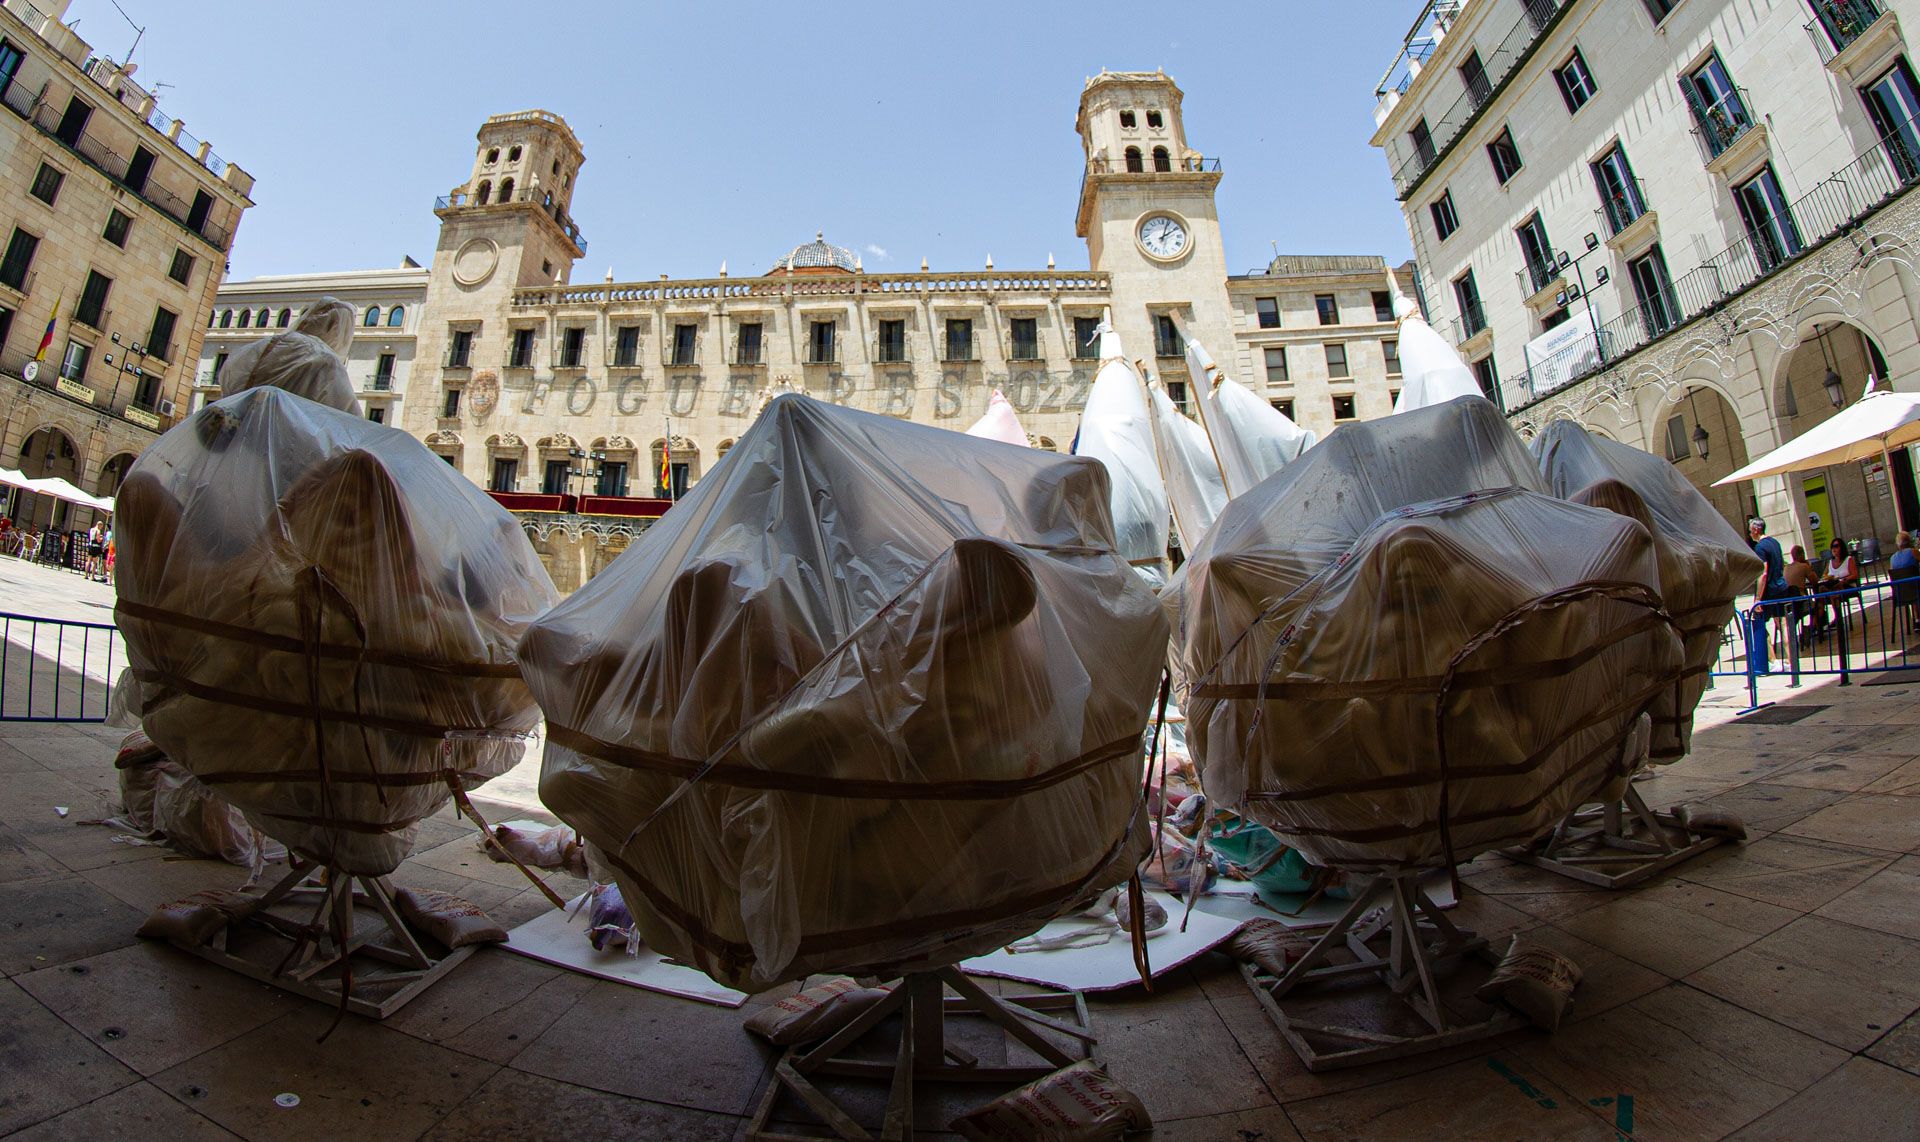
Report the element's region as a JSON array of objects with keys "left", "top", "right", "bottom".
[
  {"left": 1073, "top": 317, "right": 1169, "bottom": 584},
  {"left": 216, "top": 297, "right": 360, "bottom": 414},
  {"left": 1184, "top": 337, "right": 1314, "bottom": 497},
  {"left": 518, "top": 393, "right": 1167, "bottom": 992},
  {"left": 115, "top": 387, "right": 558, "bottom": 875},
  {"left": 1534, "top": 420, "right": 1762, "bottom": 763},
  {"left": 965, "top": 389, "right": 1030, "bottom": 447},
  {"left": 1173, "top": 396, "right": 1685, "bottom": 872},
  {"left": 1146, "top": 383, "right": 1227, "bottom": 552},
  {"left": 1390, "top": 294, "right": 1483, "bottom": 414}
]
